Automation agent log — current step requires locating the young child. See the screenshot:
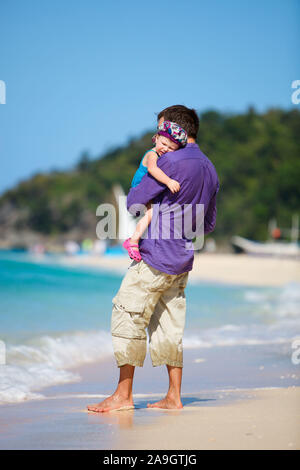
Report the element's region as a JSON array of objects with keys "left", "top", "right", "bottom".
[{"left": 123, "top": 120, "right": 187, "bottom": 262}]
